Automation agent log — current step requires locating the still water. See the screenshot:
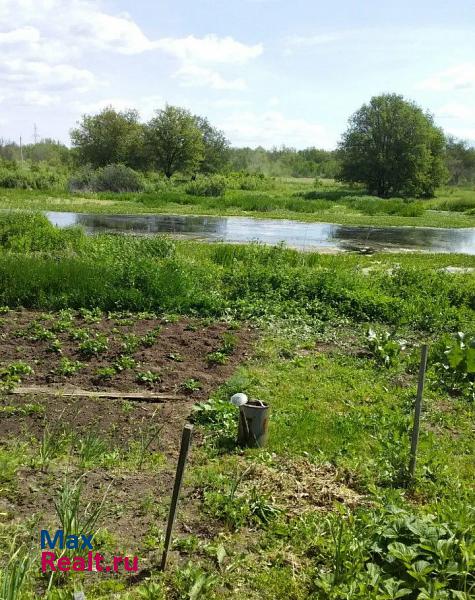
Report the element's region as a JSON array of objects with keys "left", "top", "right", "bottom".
[{"left": 45, "top": 211, "right": 475, "bottom": 254}]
